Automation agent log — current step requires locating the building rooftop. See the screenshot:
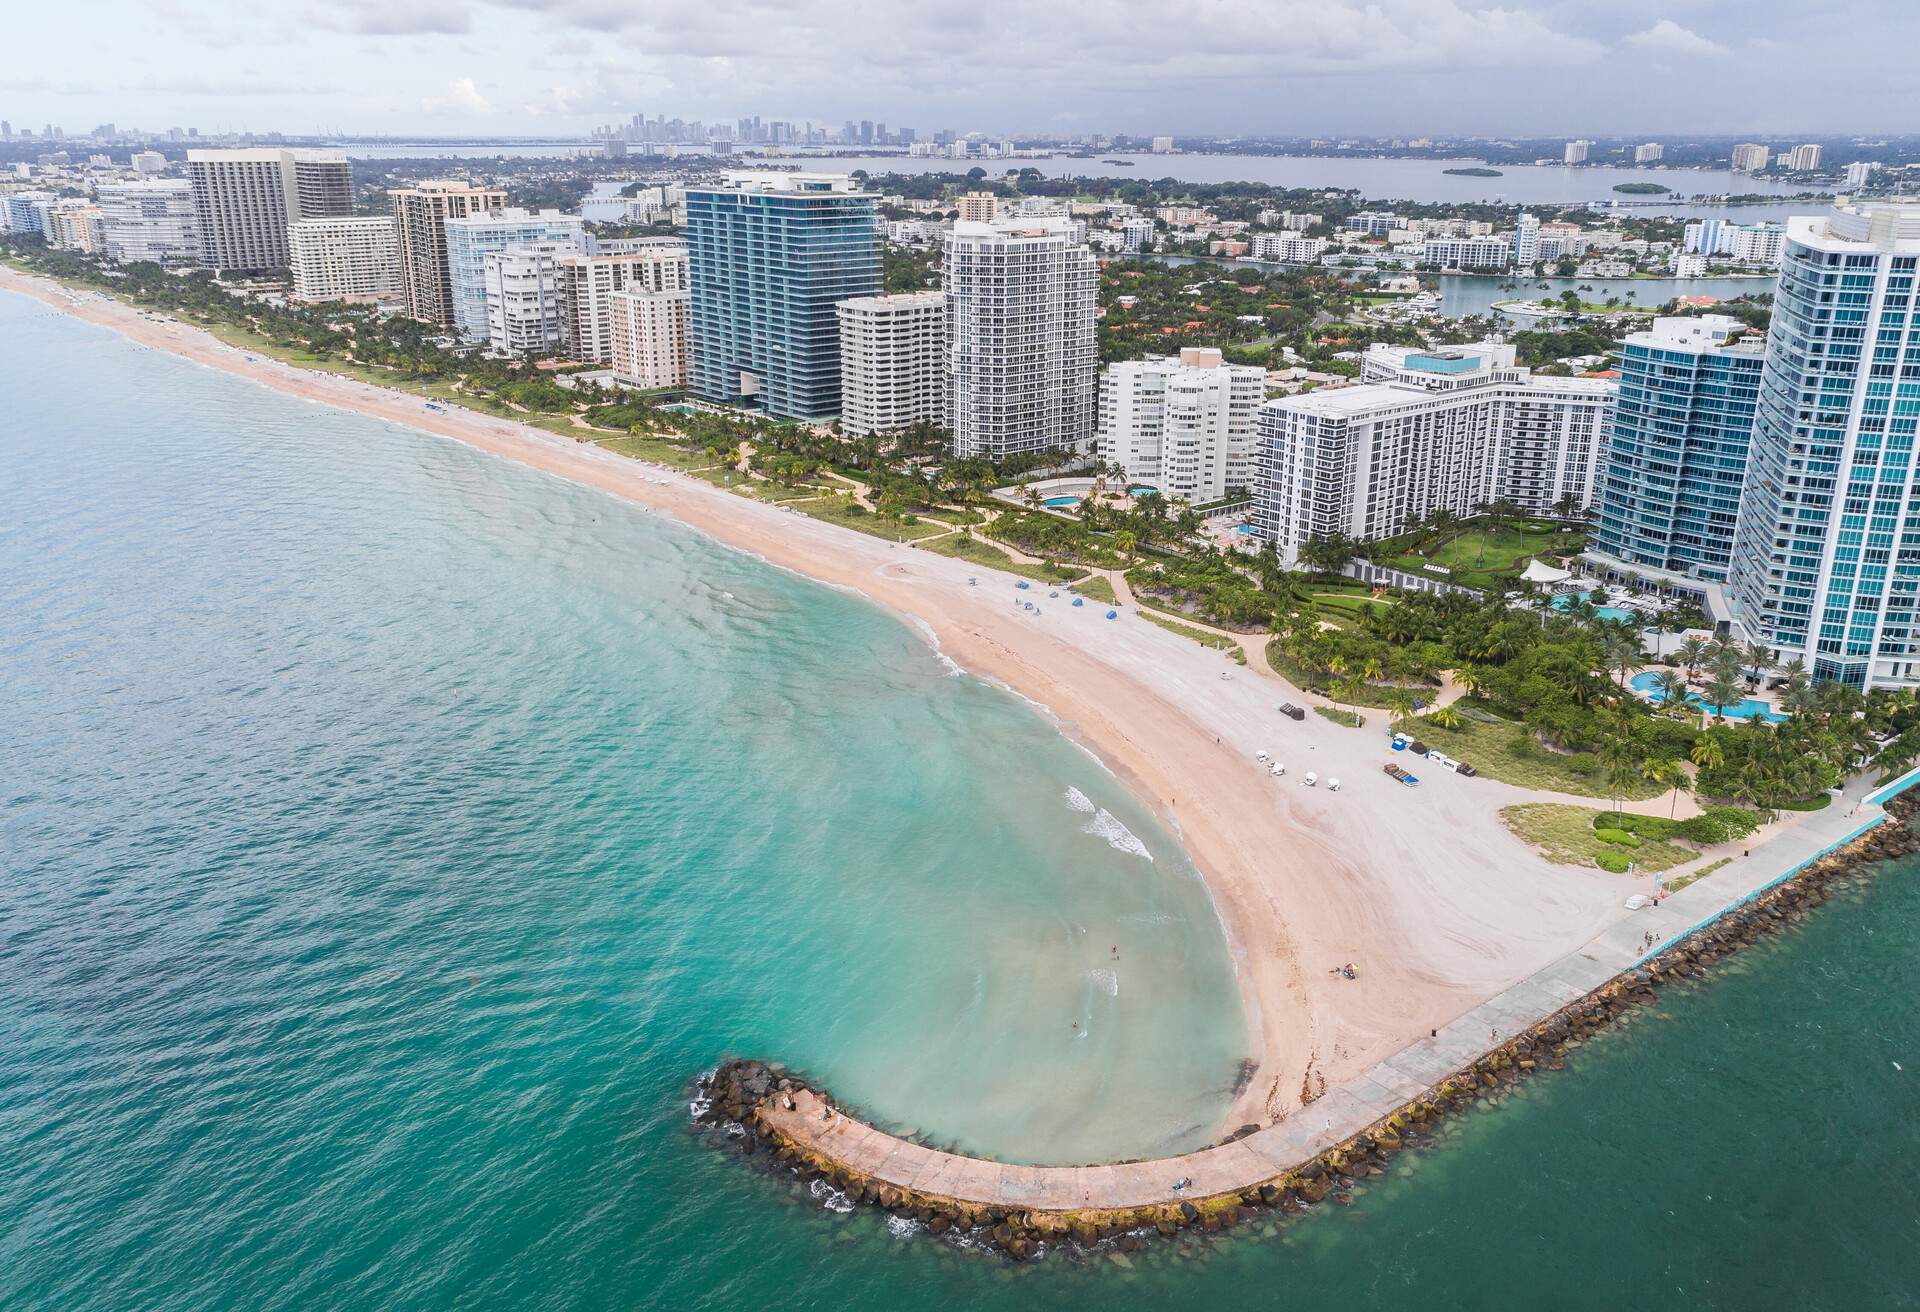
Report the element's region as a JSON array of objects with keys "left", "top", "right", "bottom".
[{"left": 702, "top": 171, "right": 869, "bottom": 195}]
